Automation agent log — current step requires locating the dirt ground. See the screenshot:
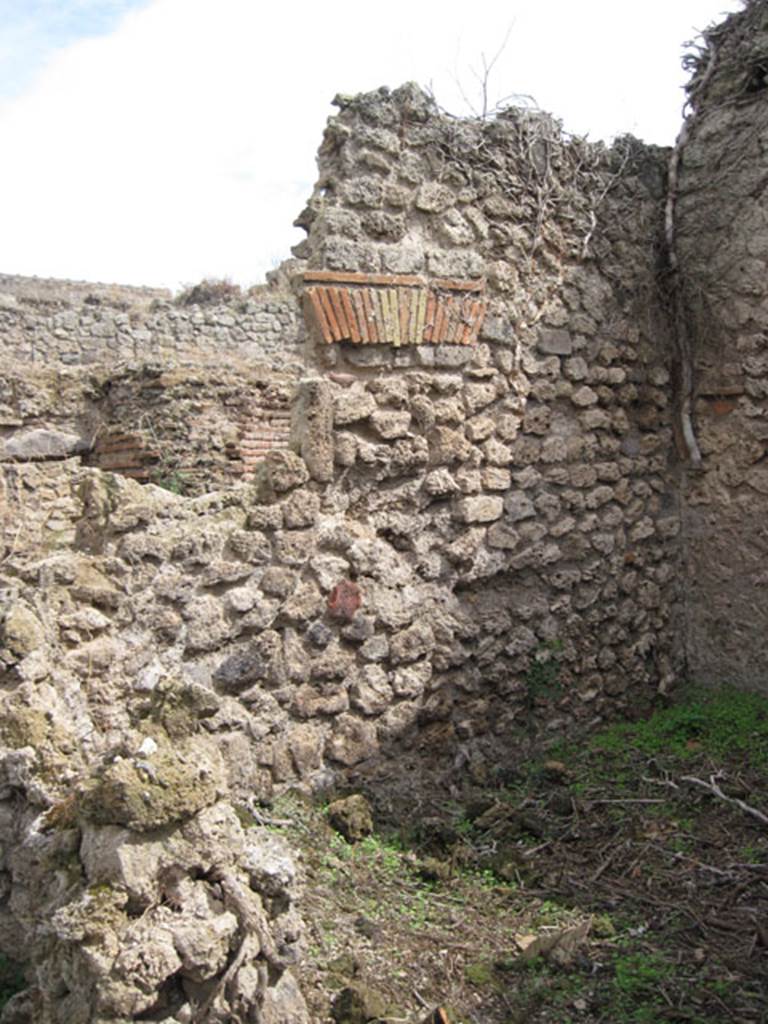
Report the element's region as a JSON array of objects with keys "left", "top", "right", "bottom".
[{"left": 269, "top": 686, "right": 768, "bottom": 1024}]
